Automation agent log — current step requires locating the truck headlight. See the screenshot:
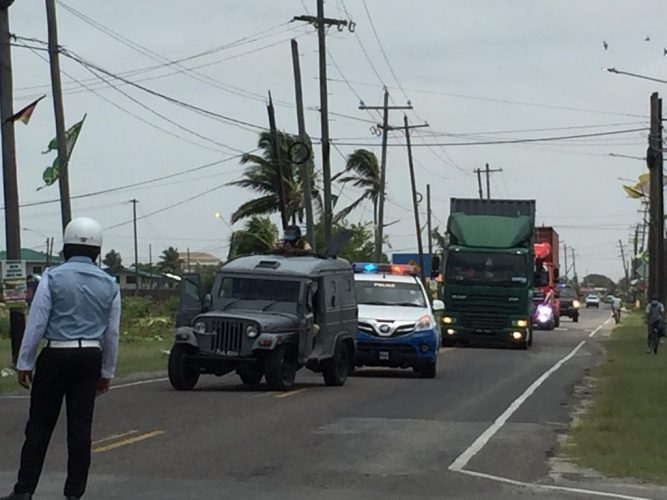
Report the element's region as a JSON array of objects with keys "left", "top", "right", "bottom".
[
  {"left": 245, "top": 324, "right": 259, "bottom": 338},
  {"left": 194, "top": 321, "right": 206, "bottom": 334},
  {"left": 442, "top": 316, "right": 455, "bottom": 324},
  {"left": 514, "top": 319, "right": 528, "bottom": 328},
  {"left": 415, "top": 315, "right": 435, "bottom": 331},
  {"left": 573, "top": 300, "right": 581, "bottom": 308}
]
